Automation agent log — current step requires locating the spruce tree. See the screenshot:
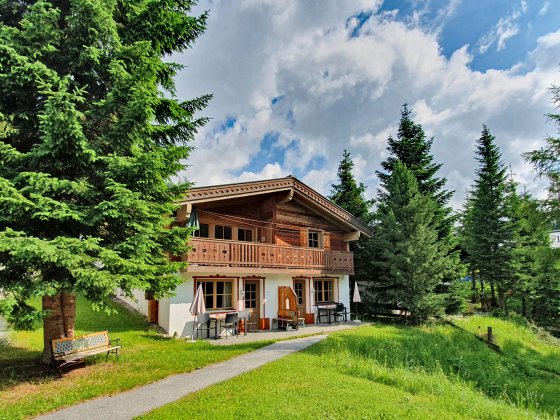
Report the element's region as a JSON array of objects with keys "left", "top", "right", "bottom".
[
  {"left": 373, "top": 162, "right": 460, "bottom": 323},
  {"left": 377, "top": 104, "right": 452, "bottom": 208},
  {"left": 524, "top": 81, "right": 560, "bottom": 331},
  {"left": 0, "top": 0, "right": 210, "bottom": 362},
  {"left": 329, "top": 150, "right": 374, "bottom": 309},
  {"left": 507, "top": 187, "right": 551, "bottom": 317},
  {"left": 463, "top": 126, "right": 514, "bottom": 309},
  {"left": 330, "top": 150, "right": 373, "bottom": 223}
]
